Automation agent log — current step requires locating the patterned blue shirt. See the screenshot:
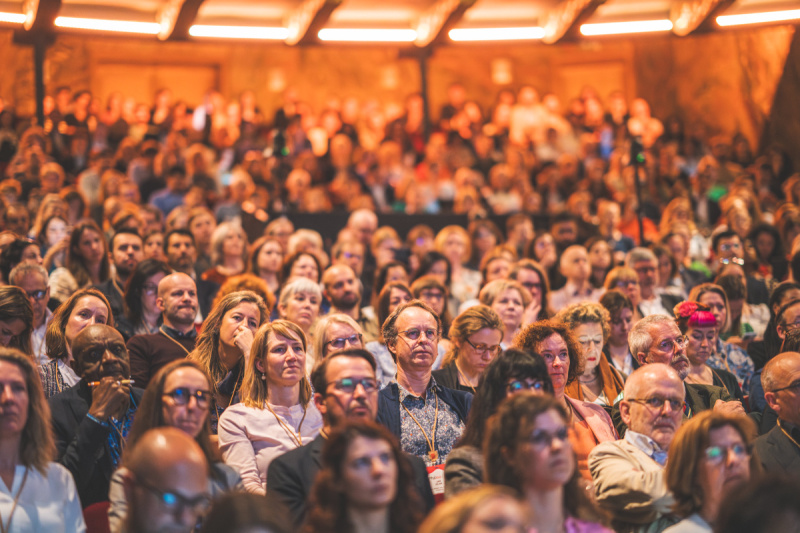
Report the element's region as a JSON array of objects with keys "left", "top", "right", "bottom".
[{"left": 709, "top": 339, "right": 754, "bottom": 395}]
